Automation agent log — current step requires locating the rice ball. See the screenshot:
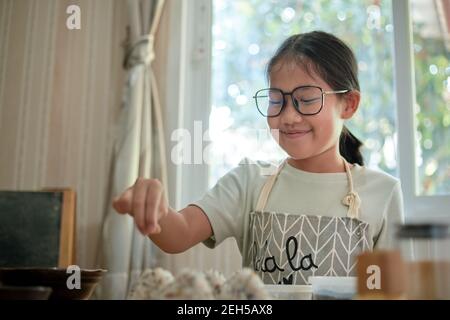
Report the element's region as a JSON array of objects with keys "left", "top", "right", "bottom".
[
  {"left": 128, "top": 267, "right": 174, "bottom": 300},
  {"left": 159, "top": 269, "right": 215, "bottom": 300},
  {"left": 220, "top": 268, "right": 270, "bottom": 300},
  {"left": 204, "top": 269, "right": 226, "bottom": 298}
]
